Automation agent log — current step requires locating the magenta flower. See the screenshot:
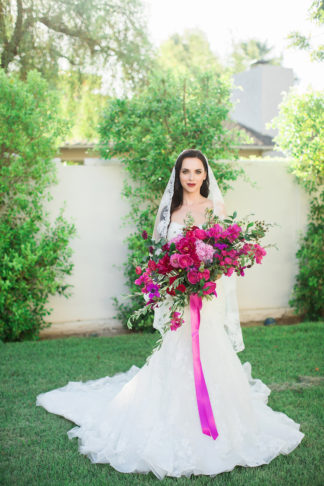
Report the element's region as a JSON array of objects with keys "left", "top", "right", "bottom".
[
  {"left": 202, "top": 281, "right": 217, "bottom": 296},
  {"left": 146, "top": 283, "right": 161, "bottom": 299},
  {"left": 193, "top": 228, "right": 207, "bottom": 240},
  {"left": 187, "top": 269, "right": 201, "bottom": 284},
  {"left": 170, "top": 311, "right": 184, "bottom": 331}
]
